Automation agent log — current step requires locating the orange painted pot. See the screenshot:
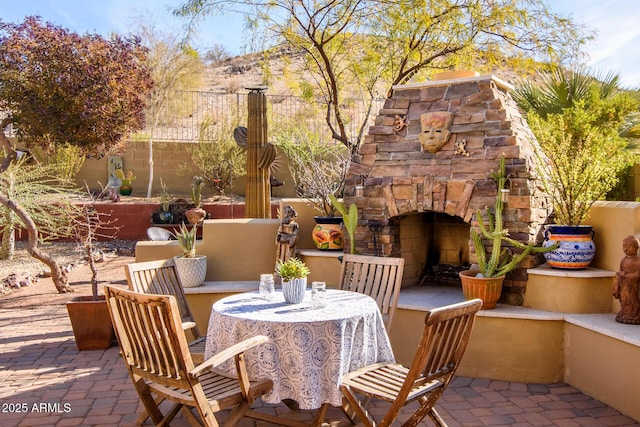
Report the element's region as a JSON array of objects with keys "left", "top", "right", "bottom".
[
  {"left": 459, "top": 270, "right": 505, "bottom": 310},
  {"left": 312, "top": 217, "right": 344, "bottom": 250}
]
